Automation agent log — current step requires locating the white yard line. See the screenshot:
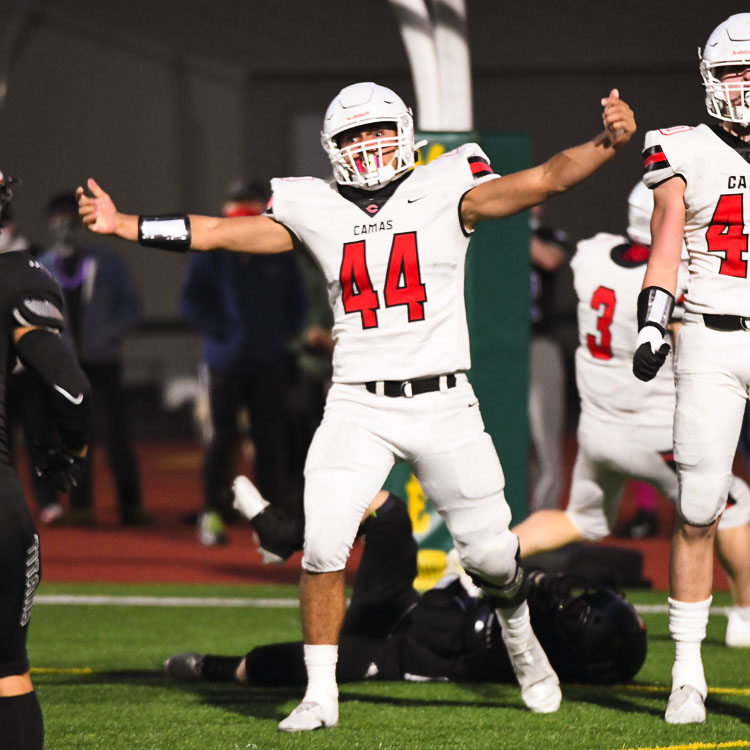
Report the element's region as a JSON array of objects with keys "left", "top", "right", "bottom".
[
  {"left": 35, "top": 594, "right": 299, "bottom": 608},
  {"left": 34, "top": 594, "right": 732, "bottom": 616}
]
